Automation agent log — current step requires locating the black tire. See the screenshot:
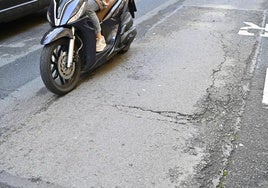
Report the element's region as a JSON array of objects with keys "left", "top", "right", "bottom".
[{"left": 40, "top": 38, "right": 81, "bottom": 95}]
